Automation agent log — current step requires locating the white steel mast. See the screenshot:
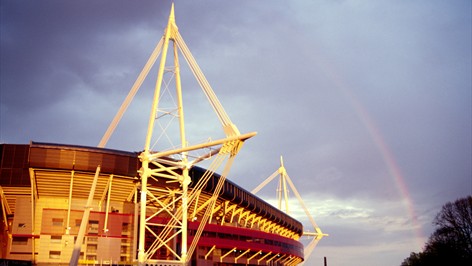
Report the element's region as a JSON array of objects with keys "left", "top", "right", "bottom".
[
  {"left": 109, "top": 5, "right": 257, "bottom": 266},
  {"left": 251, "top": 157, "right": 327, "bottom": 264}
]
